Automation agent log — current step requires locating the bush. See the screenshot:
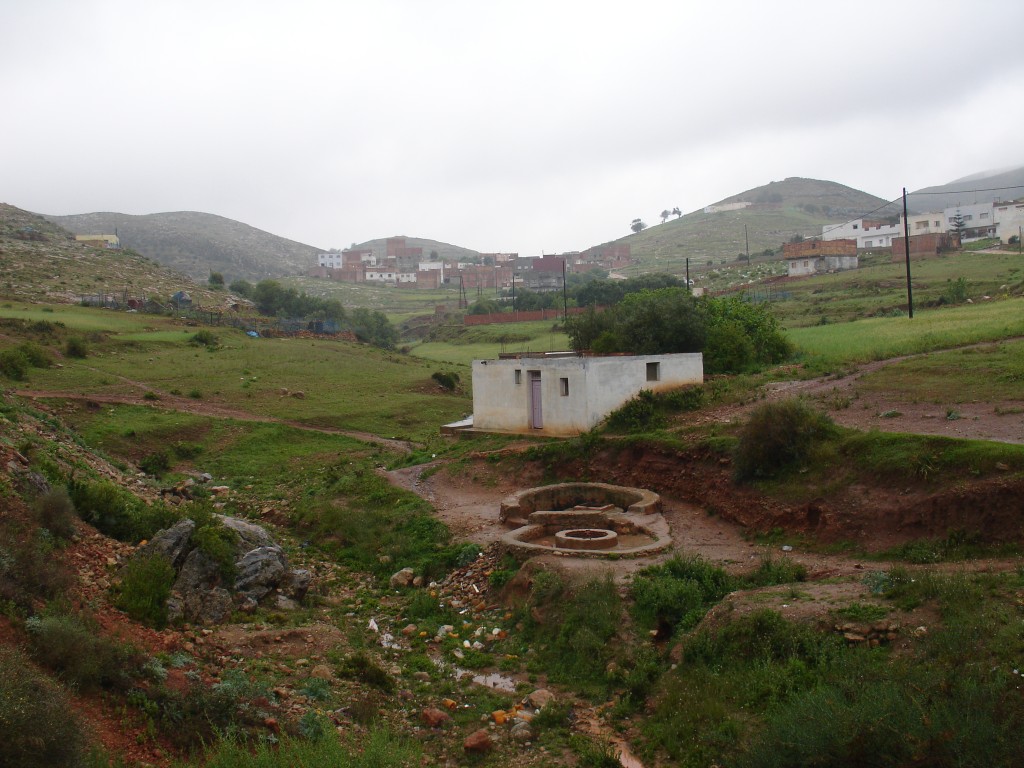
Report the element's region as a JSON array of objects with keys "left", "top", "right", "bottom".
[
  {"left": 704, "top": 319, "right": 756, "bottom": 374},
  {"left": 337, "top": 652, "right": 395, "bottom": 692},
  {"left": 69, "top": 479, "right": 178, "bottom": 542},
  {"left": 0, "top": 522, "right": 73, "bottom": 611},
  {"left": 16, "top": 341, "right": 52, "bottom": 368},
  {"left": 139, "top": 450, "right": 170, "bottom": 477},
  {"left": 522, "top": 575, "right": 621, "bottom": 695},
  {"left": 733, "top": 399, "right": 836, "bottom": 482},
  {"left": 430, "top": 370, "right": 460, "bottom": 390},
  {"left": 0, "top": 348, "right": 29, "bottom": 380},
  {"left": 64, "top": 337, "right": 89, "bottom": 358},
  {"left": 32, "top": 488, "right": 78, "bottom": 540},
  {"left": 27, "top": 611, "right": 141, "bottom": 691},
  {"left": 631, "top": 555, "right": 734, "bottom": 636},
  {"left": 189, "top": 329, "right": 218, "bottom": 347},
  {"left": 0, "top": 646, "right": 86, "bottom": 768},
  {"left": 115, "top": 554, "right": 176, "bottom": 628}
]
